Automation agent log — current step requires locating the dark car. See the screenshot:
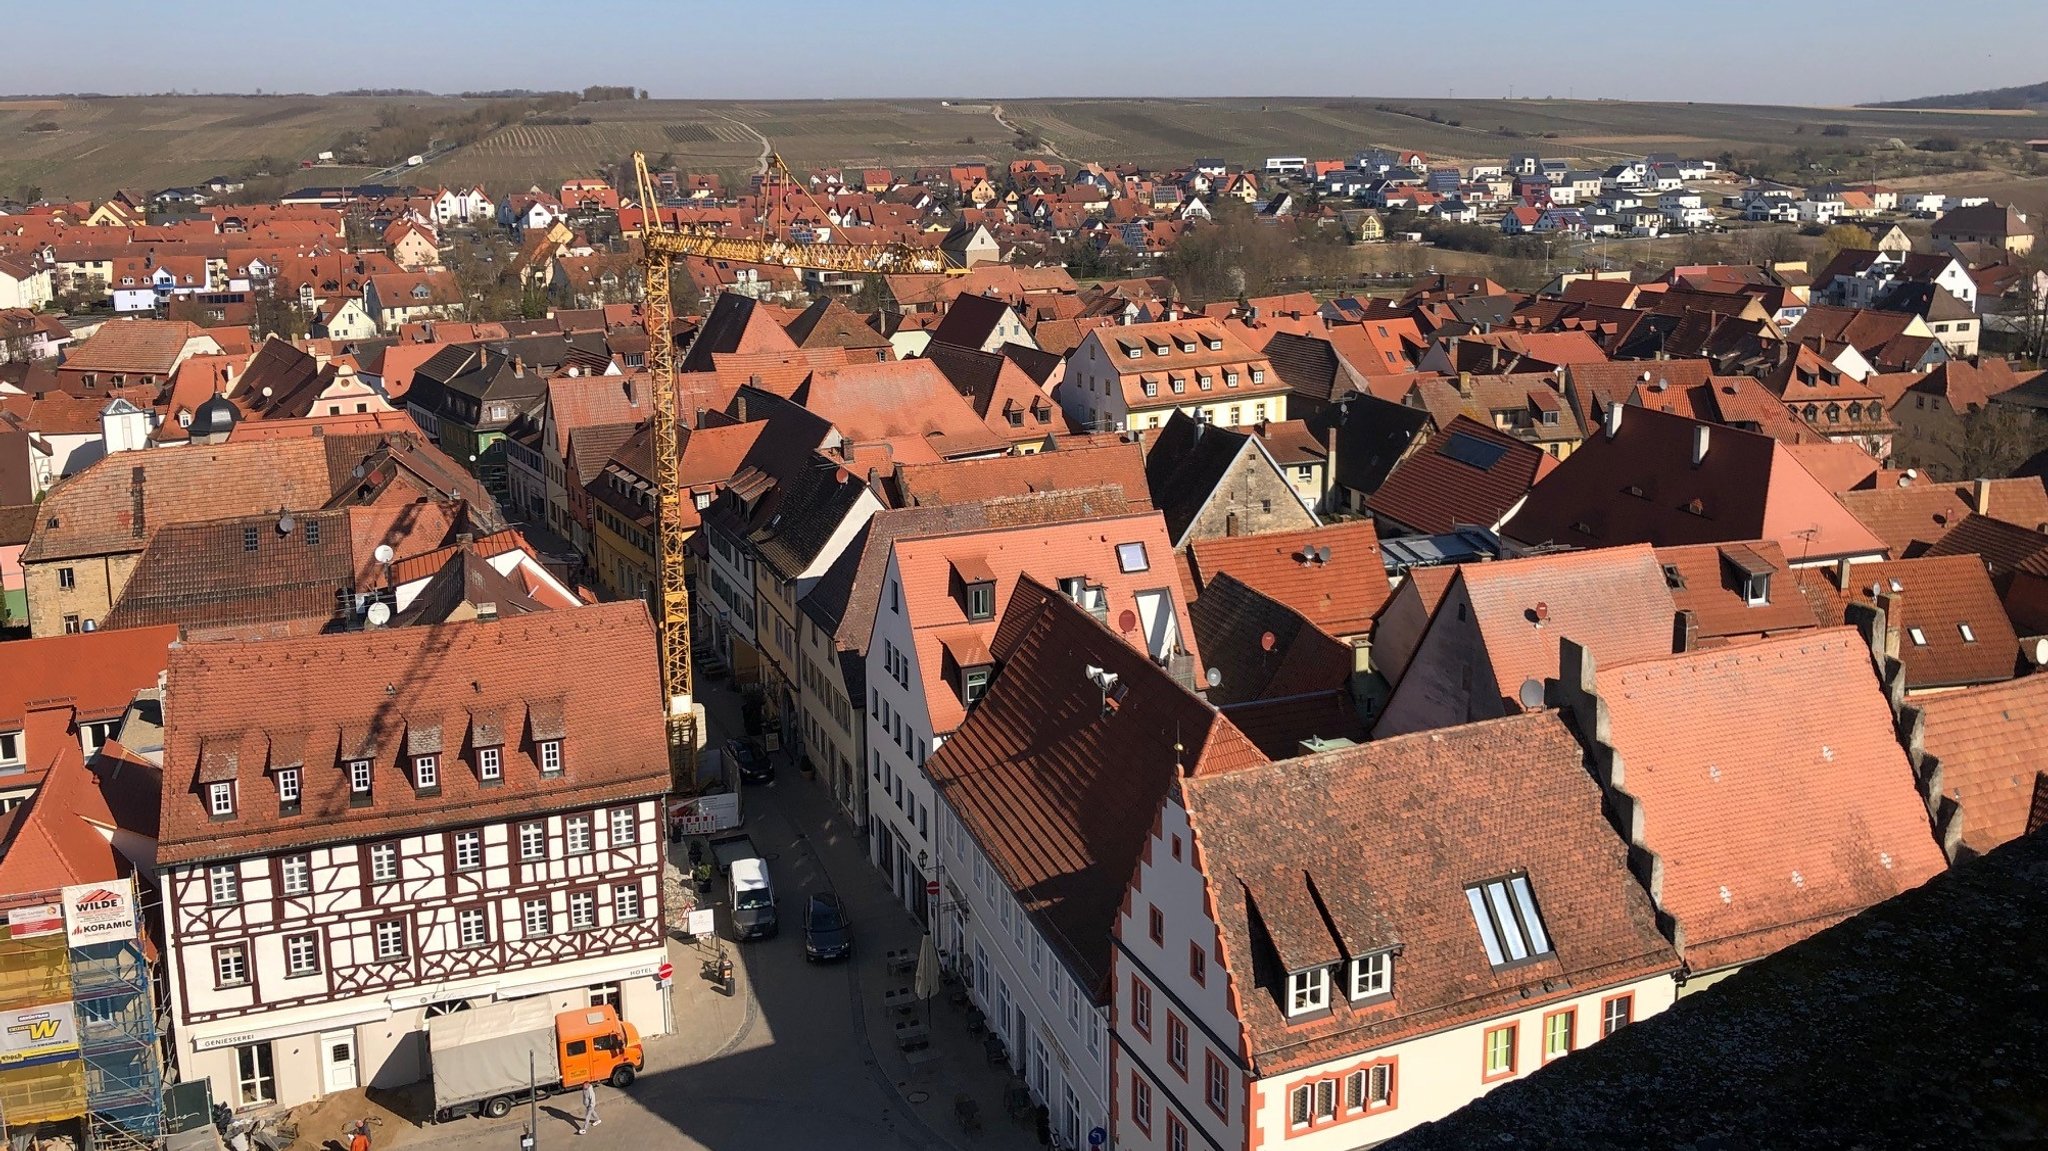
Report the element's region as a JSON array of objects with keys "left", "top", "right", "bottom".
[
  {"left": 727, "top": 739, "right": 771, "bottom": 784},
  {"left": 803, "top": 893, "right": 852, "bottom": 962}
]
